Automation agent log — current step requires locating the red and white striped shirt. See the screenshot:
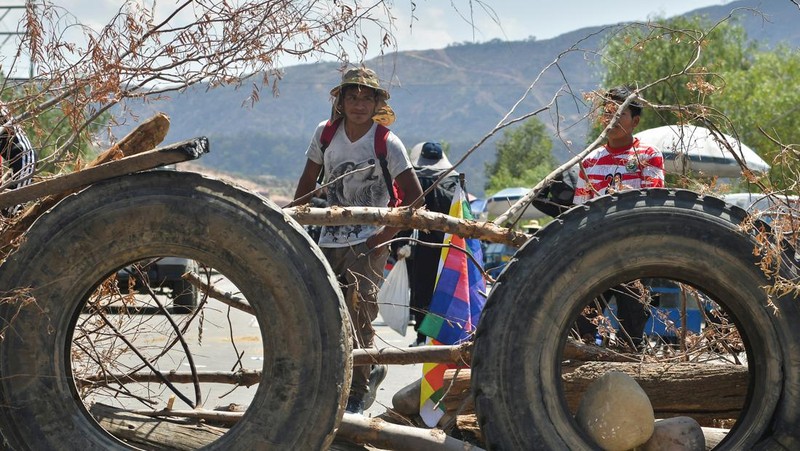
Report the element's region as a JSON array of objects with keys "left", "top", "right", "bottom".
[{"left": 573, "top": 138, "right": 664, "bottom": 204}]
